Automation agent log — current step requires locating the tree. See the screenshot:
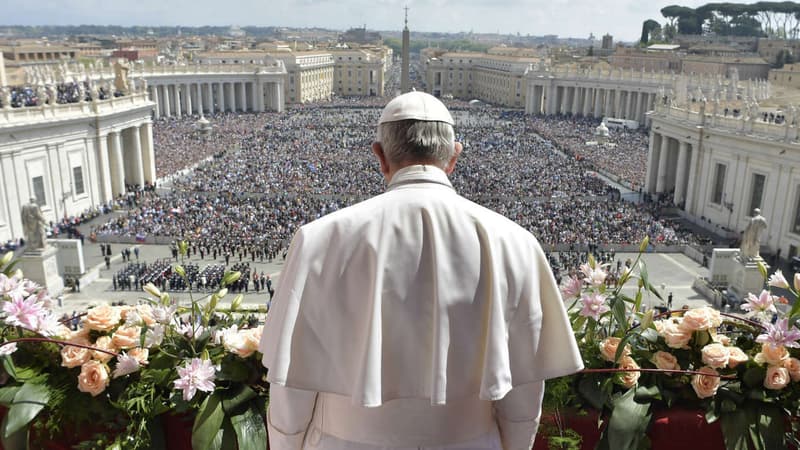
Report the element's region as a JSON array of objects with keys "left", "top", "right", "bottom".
[{"left": 641, "top": 19, "right": 661, "bottom": 43}]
